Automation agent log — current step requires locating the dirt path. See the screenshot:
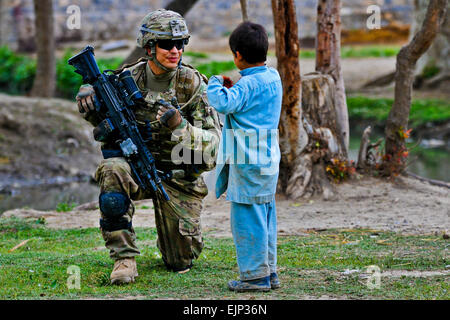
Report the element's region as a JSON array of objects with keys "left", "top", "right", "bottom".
[{"left": 3, "top": 176, "right": 449, "bottom": 237}]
